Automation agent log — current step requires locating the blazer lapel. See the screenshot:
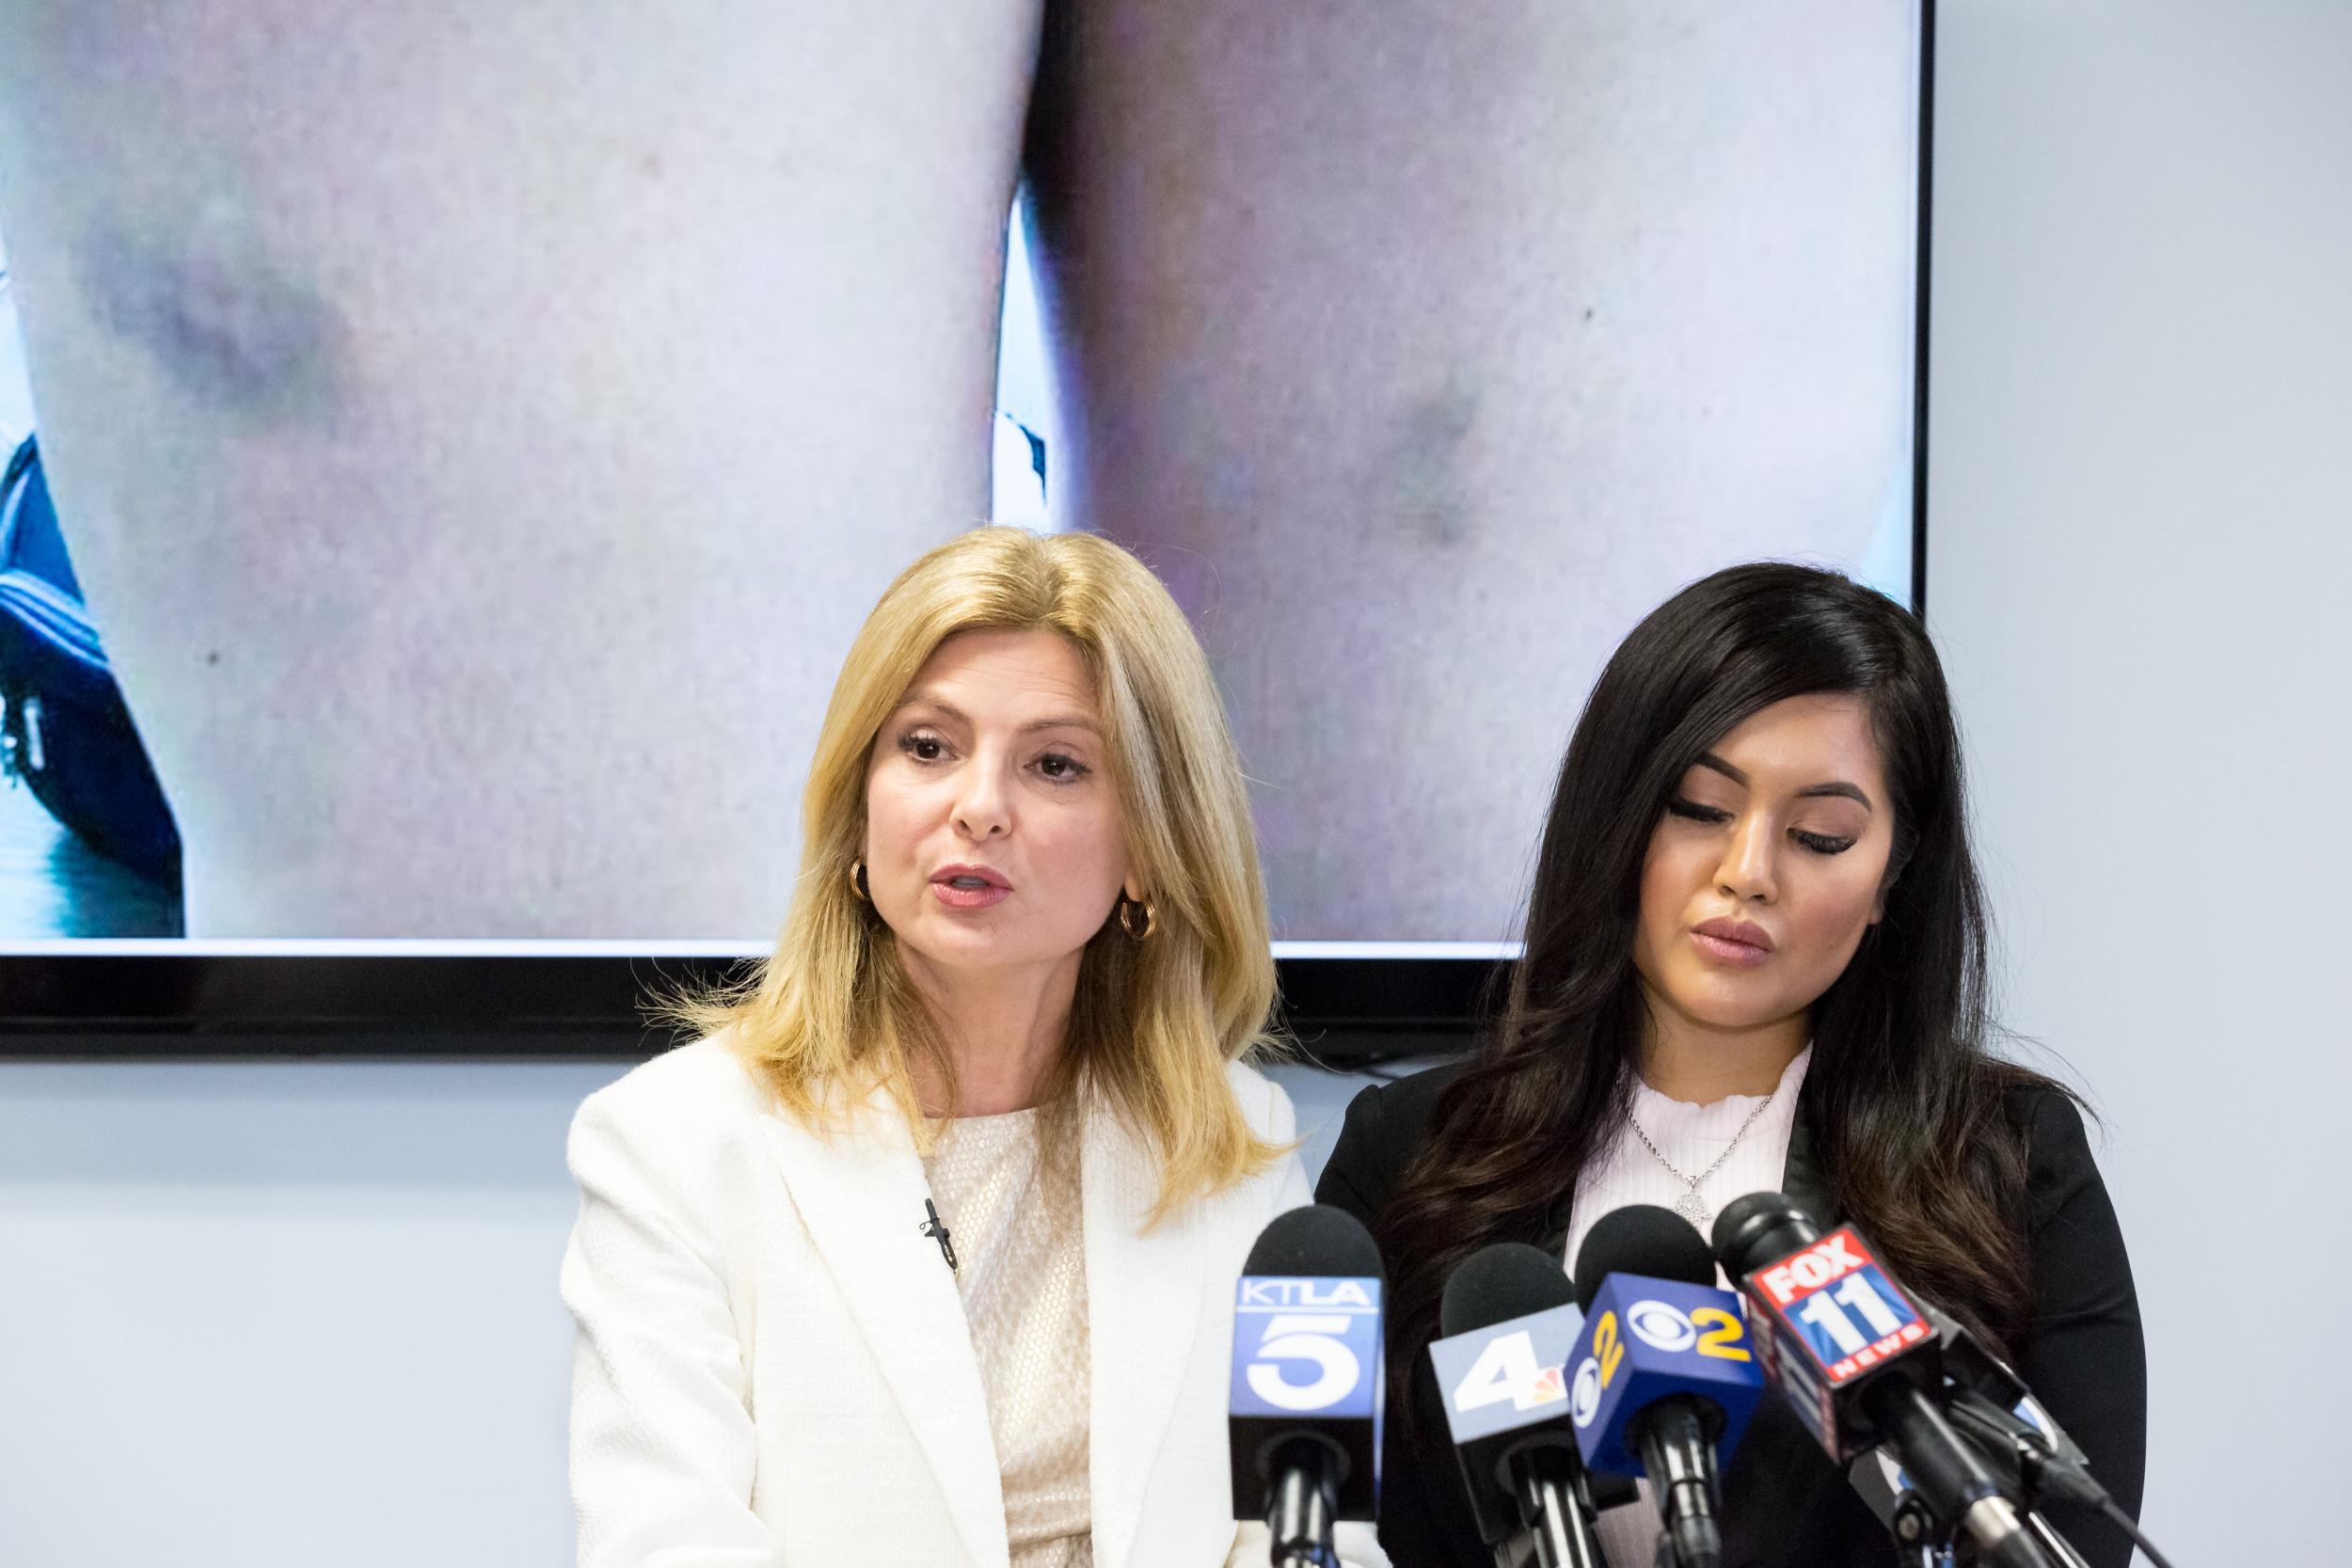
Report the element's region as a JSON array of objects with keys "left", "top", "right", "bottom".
[
  {"left": 757, "top": 1087, "right": 1008, "bottom": 1567},
  {"left": 1082, "top": 1101, "right": 1214, "bottom": 1568},
  {"left": 1780, "top": 1105, "right": 1836, "bottom": 1229}
]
